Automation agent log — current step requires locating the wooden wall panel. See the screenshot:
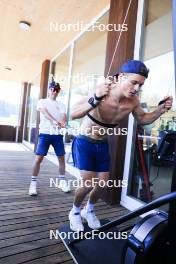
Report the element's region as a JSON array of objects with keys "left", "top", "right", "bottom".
[{"left": 0, "top": 125, "right": 16, "bottom": 141}]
